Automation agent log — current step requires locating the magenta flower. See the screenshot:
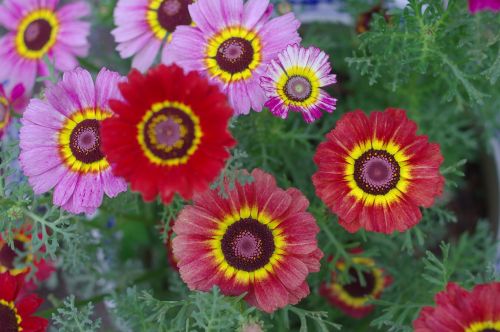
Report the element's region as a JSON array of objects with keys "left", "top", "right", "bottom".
[
  {"left": 0, "top": 82, "right": 27, "bottom": 138},
  {"left": 19, "top": 68, "right": 128, "bottom": 215},
  {"left": 469, "top": 0, "right": 500, "bottom": 13},
  {"left": 164, "top": 0, "right": 301, "bottom": 115},
  {"left": 112, "top": 0, "right": 194, "bottom": 72},
  {"left": 0, "top": 0, "right": 91, "bottom": 95},
  {"left": 260, "top": 44, "right": 337, "bottom": 123}
]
